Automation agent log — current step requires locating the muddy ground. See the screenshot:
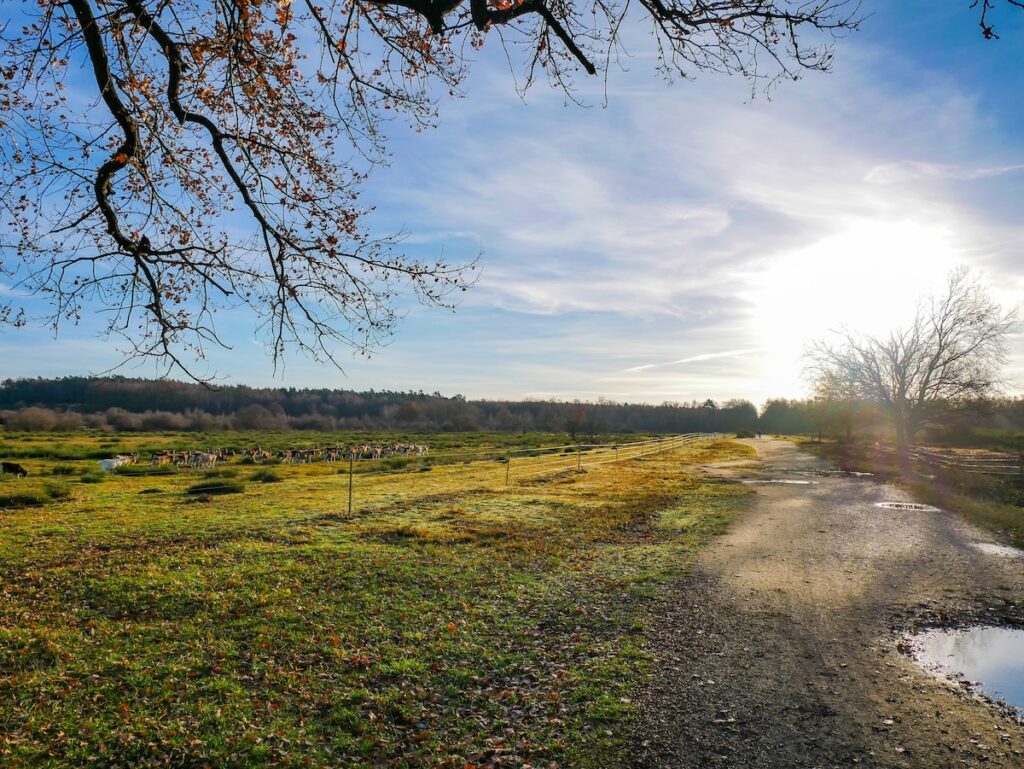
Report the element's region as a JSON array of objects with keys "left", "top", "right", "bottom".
[{"left": 632, "top": 438, "right": 1024, "bottom": 769}]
